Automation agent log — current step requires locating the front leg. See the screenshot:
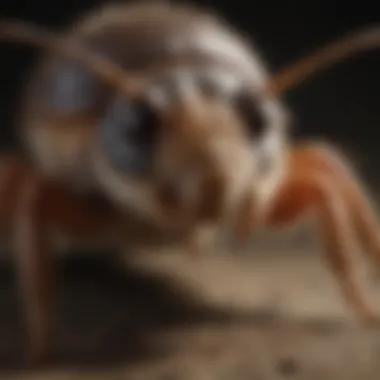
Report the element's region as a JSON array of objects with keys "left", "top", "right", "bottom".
[
  {"left": 288, "top": 143, "right": 380, "bottom": 268},
  {"left": 14, "top": 173, "right": 55, "bottom": 366},
  {"left": 238, "top": 143, "right": 379, "bottom": 324},
  {"left": 0, "top": 156, "right": 119, "bottom": 365}
]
